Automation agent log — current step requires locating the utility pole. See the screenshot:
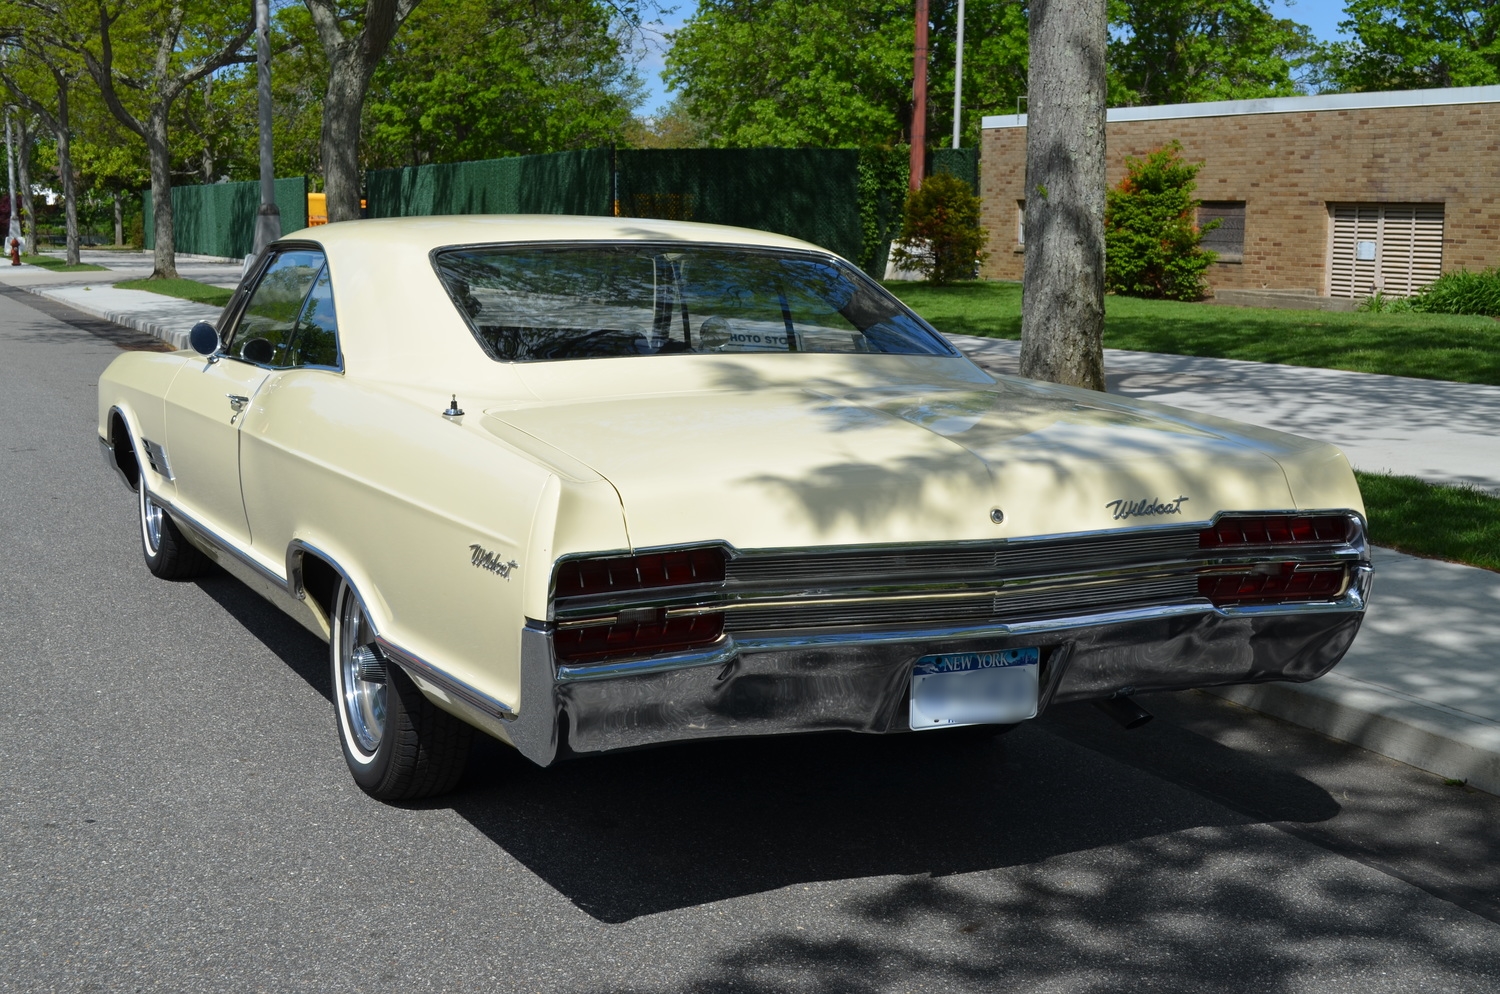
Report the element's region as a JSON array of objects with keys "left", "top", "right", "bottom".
[
  {"left": 251, "top": 0, "right": 280, "bottom": 257},
  {"left": 951, "top": 0, "right": 965, "bottom": 149},
  {"left": 5, "top": 109, "right": 20, "bottom": 250},
  {"left": 910, "top": 0, "right": 929, "bottom": 191}
]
